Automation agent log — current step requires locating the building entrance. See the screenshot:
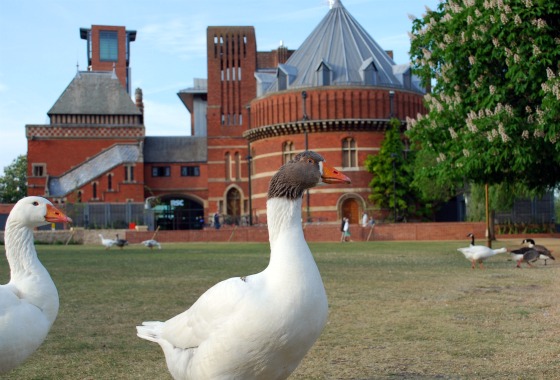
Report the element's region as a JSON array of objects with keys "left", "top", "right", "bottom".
[{"left": 154, "top": 196, "right": 204, "bottom": 230}]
